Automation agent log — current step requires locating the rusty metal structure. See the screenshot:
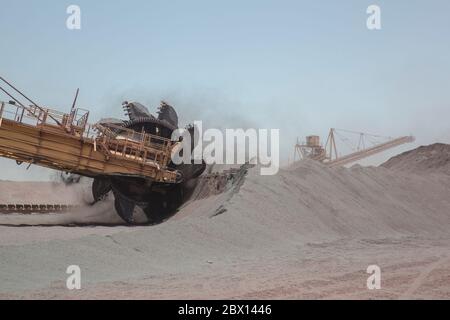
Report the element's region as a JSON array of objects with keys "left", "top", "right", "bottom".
[
  {"left": 0, "top": 77, "right": 205, "bottom": 224},
  {"left": 294, "top": 128, "right": 415, "bottom": 167}
]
